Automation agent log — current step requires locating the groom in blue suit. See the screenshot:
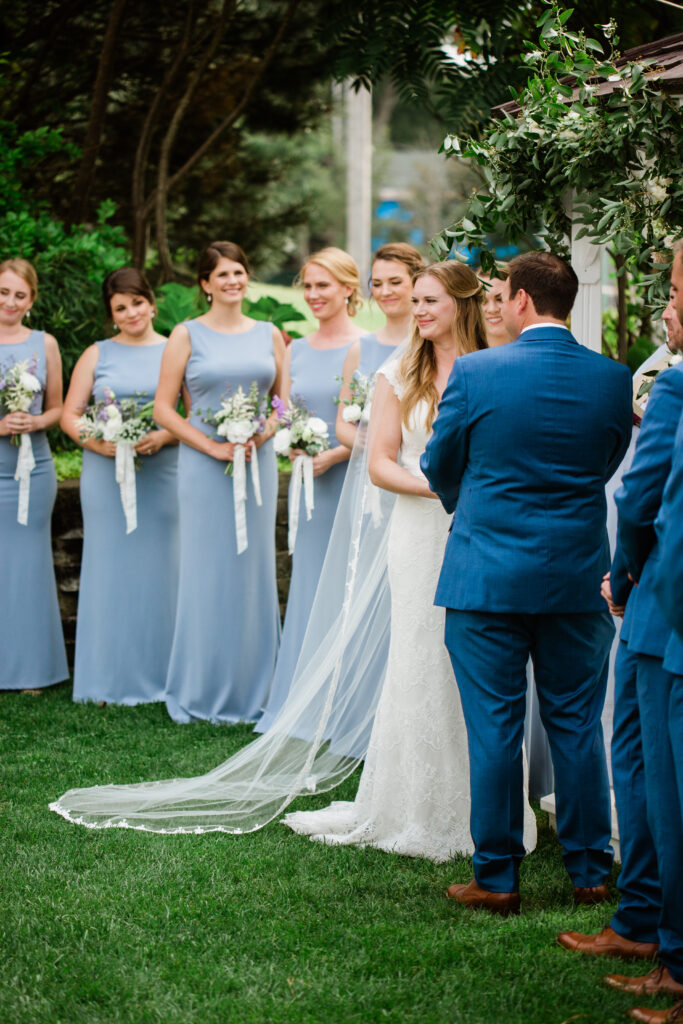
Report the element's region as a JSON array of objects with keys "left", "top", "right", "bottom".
[{"left": 421, "top": 251, "right": 632, "bottom": 915}]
